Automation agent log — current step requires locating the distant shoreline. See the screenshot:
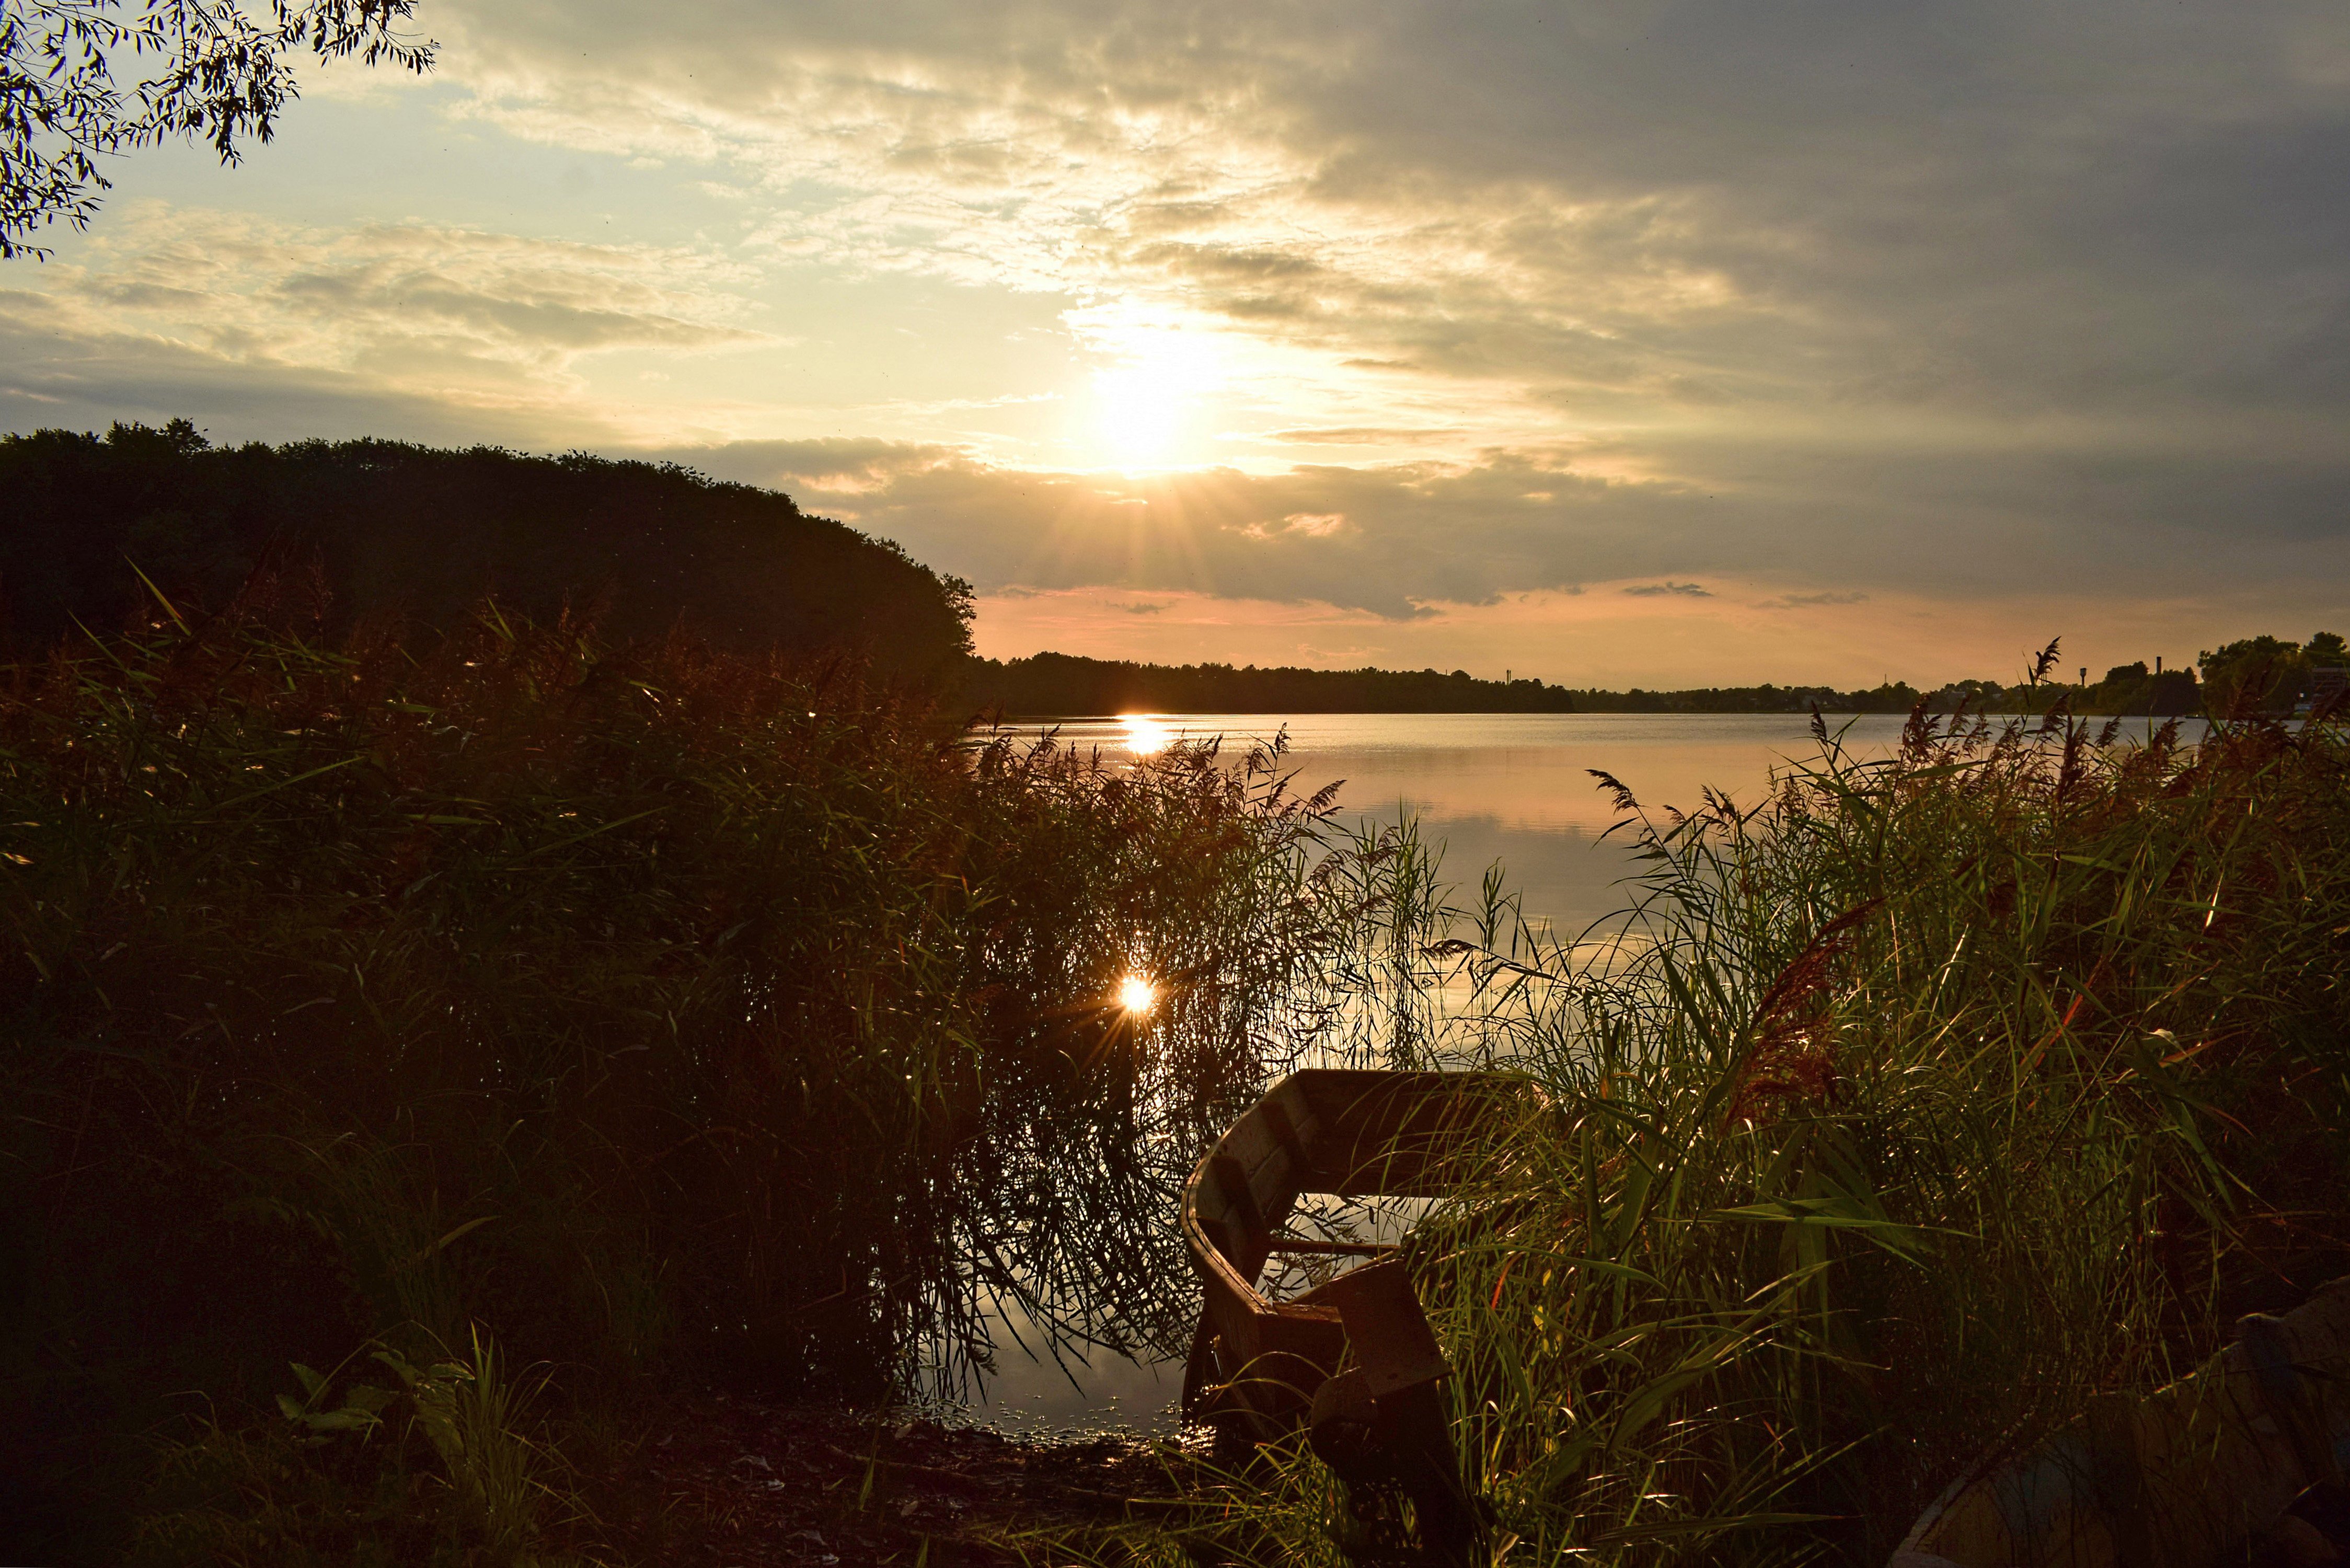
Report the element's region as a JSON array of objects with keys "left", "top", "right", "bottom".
[
  {"left": 960, "top": 650, "right": 2210, "bottom": 719},
  {"left": 976, "top": 707, "right": 2208, "bottom": 722},
  {"left": 962, "top": 651, "right": 1927, "bottom": 718}
]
